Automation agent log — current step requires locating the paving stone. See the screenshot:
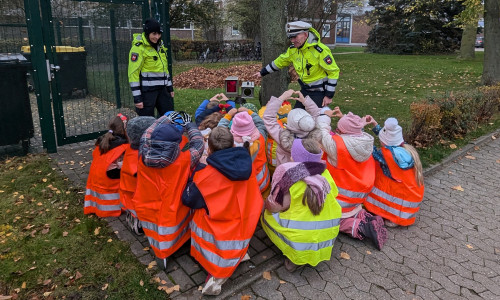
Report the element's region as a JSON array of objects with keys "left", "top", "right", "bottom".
[
  {"left": 368, "top": 284, "right": 392, "bottom": 300},
  {"left": 137, "top": 253, "right": 154, "bottom": 266},
  {"left": 277, "top": 281, "right": 303, "bottom": 300},
  {"left": 430, "top": 270, "right": 460, "bottom": 295},
  {"left": 415, "top": 285, "right": 440, "bottom": 300},
  {"left": 167, "top": 268, "right": 195, "bottom": 292},
  {"left": 460, "top": 286, "right": 485, "bottom": 300},
  {"left": 225, "top": 287, "right": 255, "bottom": 300},
  {"left": 386, "top": 287, "right": 419, "bottom": 300},
  {"left": 318, "top": 269, "right": 353, "bottom": 289},
  {"left": 344, "top": 267, "right": 371, "bottom": 293},
  {"left": 250, "top": 248, "right": 276, "bottom": 266},
  {"left": 301, "top": 267, "right": 326, "bottom": 291},
  {"left": 341, "top": 285, "right": 377, "bottom": 300},
  {"left": 251, "top": 276, "right": 283, "bottom": 300},
  {"left": 275, "top": 266, "right": 308, "bottom": 287},
  {"left": 433, "top": 288, "right": 468, "bottom": 300},
  {"left": 189, "top": 269, "right": 207, "bottom": 286},
  {"left": 323, "top": 282, "right": 349, "bottom": 300},
  {"left": 176, "top": 254, "right": 200, "bottom": 275},
  {"left": 250, "top": 236, "right": 268, "bottom": 252},
  {"left": 296, "top": 284, "right": 330, "bottom": 300},
  {"left": 363, "top": 271, "right": 397, "bottom": 290},
  {"left": 130, "top": 240, "right": 147, "bottom": 257}
]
